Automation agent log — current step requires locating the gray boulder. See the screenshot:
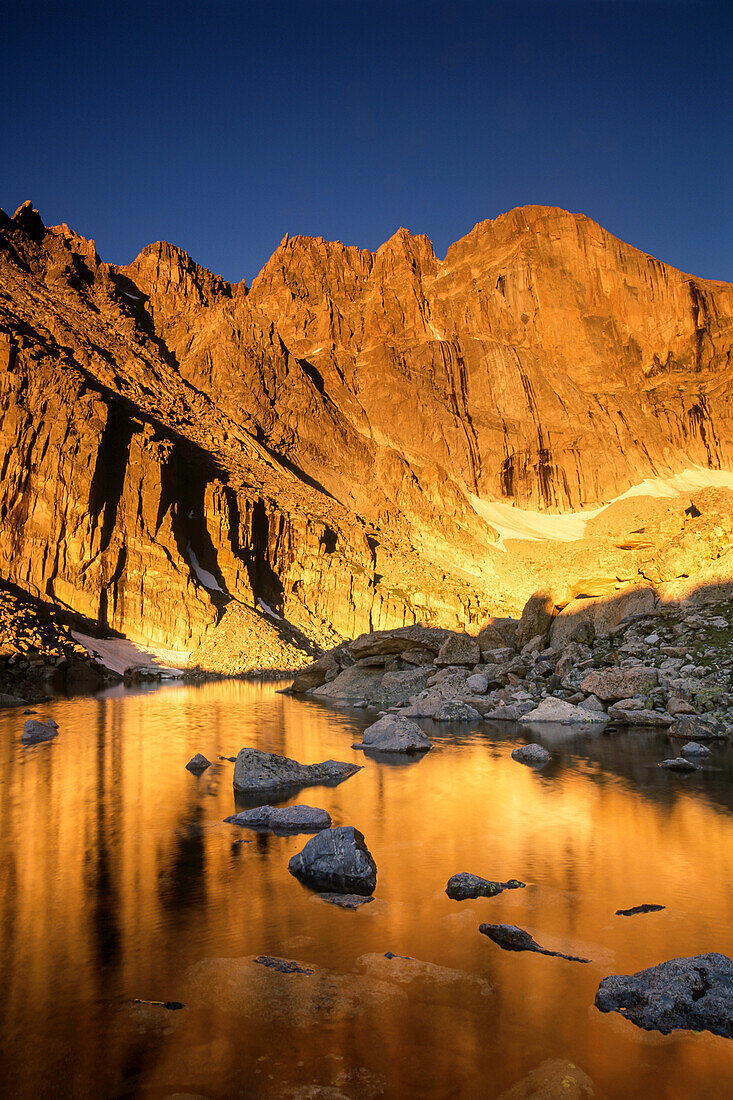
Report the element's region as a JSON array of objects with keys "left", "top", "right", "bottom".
[
  {"left": 185, "top": 753, "right": 212, "bottom": 773},
  {"left": 466, "top": 672, "right": 489, "bottom": 694},
  {"left": 669, "top": 714, "right": 728, "bottom": 741},
  {"left": 288, "top": 826, "right": 377, "bottom": 895},
  {"left": 477, "top": 618, "right": 518, "bottom": 654},
  {"left": 434, "top": 633, "right": 481, "bottom": 668},
  {"left": 435, "top": 700, "right": 482, "bottom": 722},
  {"left": 0, "top": 693, "right": 28, "bottom": 708},
  {"left": 680, "top": 741, "right": 711, "bottom": 758},
  {"left": 608, "top": 706, "right": 673, "bottom": 727},
  {"left": 511, "top": 743, "right": 551, "bottom": 767},
  {"left": 350, "top": 625, "right": 451, "bottom": 659},
  {"left": 225, "top": 805, "right": 331, "bottom": 832},
  {"left": 485, "top": 703, "right": 534, "bottom": 721},
  {"left": 312, "top": 664, "right": 431, "bottom": 706},
  {"left": 446, "top": 874, "right": 525, "bottom": 901},
  {"left": 353, "top": 714, "right": 430, "bottom": 754},
  {"left": 579, "top": 694, "right": 606, "bottom": 713},
  {"left": 595, "top": 953, "right": 733, "bottom": 1037},
  {"left": 232, "top": 747, "right": 361, "bottom": 794},
  {"left": 22, "top": 719, "right": 59, "bottom": 744},
  {"left": 516, "top": 591, "right": 556, "bottom": 647},
  {"left": 289, "top": 644, "right": 349, "bottom": 693},
  {"left": 519, "top": 697, "right": 607, "bottom": 725},
  {"left": 579, "top": 667, "right": 658, "bottom": 702}
]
